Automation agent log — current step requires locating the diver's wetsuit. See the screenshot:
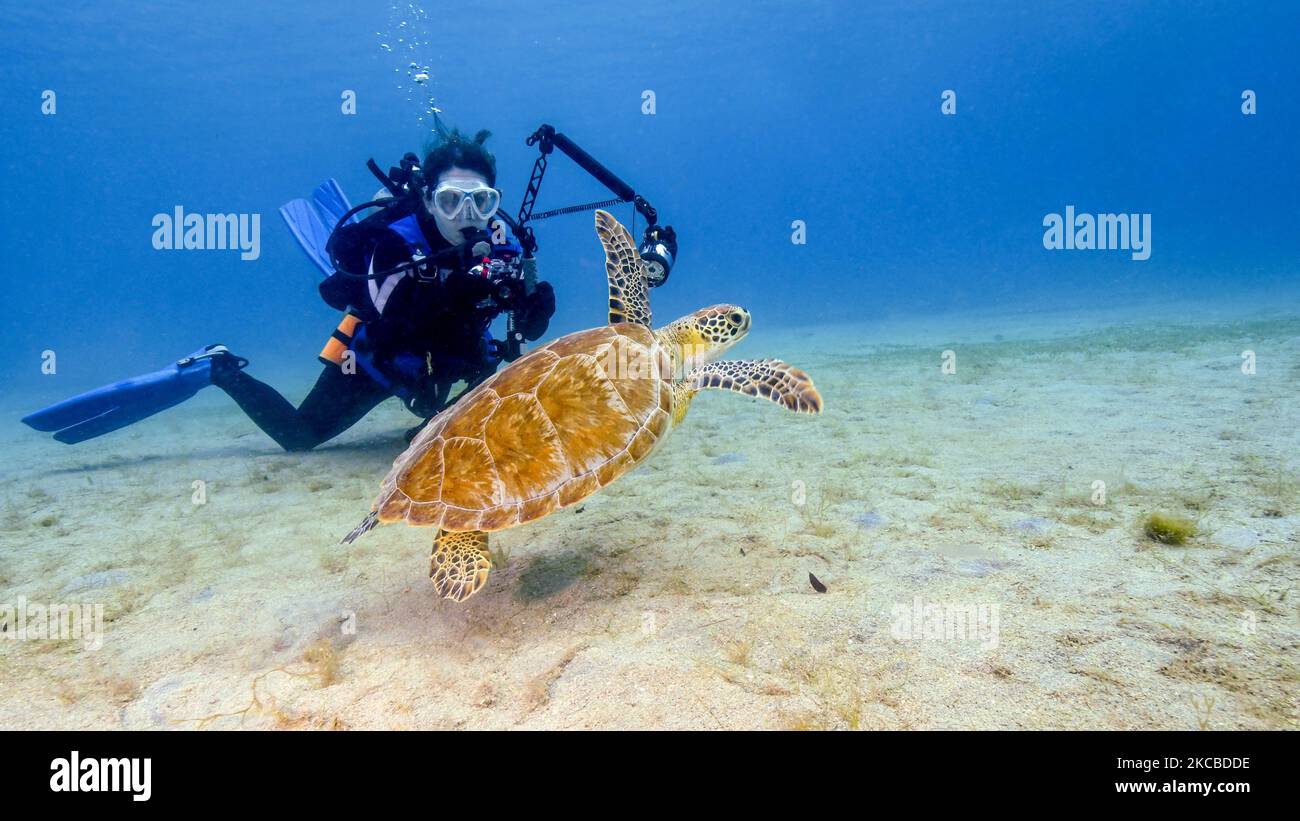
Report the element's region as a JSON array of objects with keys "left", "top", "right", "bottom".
[
  {"left": 212, "top": 206, "right": 554, "bottom": 451},
  {"left": 213, "top": 363, "right": 392, "bottom": 451}
]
